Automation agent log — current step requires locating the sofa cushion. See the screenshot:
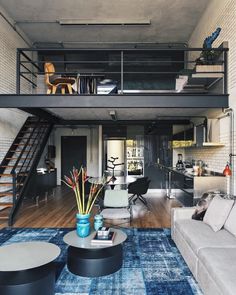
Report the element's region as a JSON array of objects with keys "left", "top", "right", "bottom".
[
  {"left": 203, "top": 196, "right": 234, "bottom": 232},
  {"left": 224, "top": 204, "right": 236, "bottom": 237},
  {"left": 175, "top": 219, "right": 236, "bottom": 255},
  {"left": 198, "top": 248, "right": 236, "bottom": 295}
]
